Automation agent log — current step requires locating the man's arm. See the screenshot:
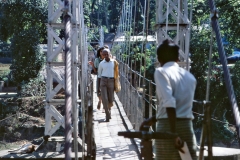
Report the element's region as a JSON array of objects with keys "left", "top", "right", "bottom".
[
  {"left": 88, "top": 61, "right": 97, "bottom": 73},
  {"left": 139, "top": 115, "right": 157, "bottom": 131},
  {"left": 140, "top": 108, "right": 176, "bottom": 132},
  {"left": 166, "top": 107, "right": 176, "bottom": 133},
  {"left": 166, "top": 107, "right": 184, "bottom": 153},
  {"left": 97, "top": 62, "right": 103, "bottom": 94}
]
